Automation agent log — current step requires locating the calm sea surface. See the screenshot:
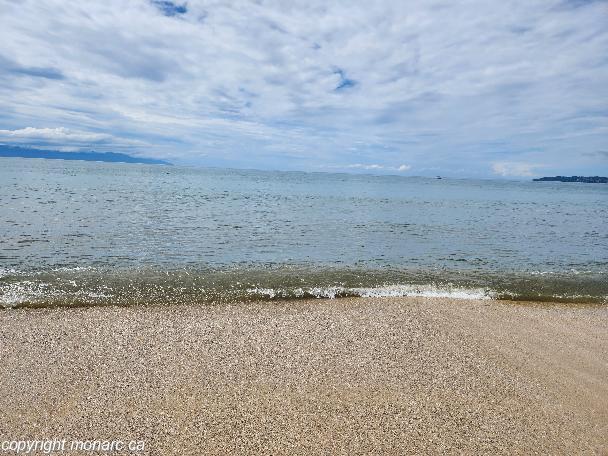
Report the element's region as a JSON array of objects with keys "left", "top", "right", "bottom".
[{"left": 1, "top": 157, "right": 606, "bottom": 307}]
